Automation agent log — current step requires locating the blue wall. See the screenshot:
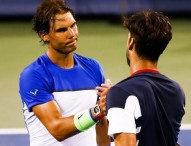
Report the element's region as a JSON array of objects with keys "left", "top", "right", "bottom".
[{"left": 0, "top": 0, "right": 191, "bottom": 16}]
